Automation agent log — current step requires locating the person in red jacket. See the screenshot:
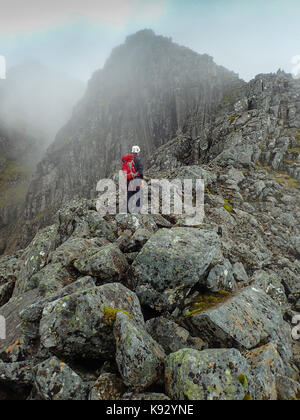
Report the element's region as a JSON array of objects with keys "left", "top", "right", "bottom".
[{"left": 122, "top": 145, "right": 144, "bottom": 213}]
